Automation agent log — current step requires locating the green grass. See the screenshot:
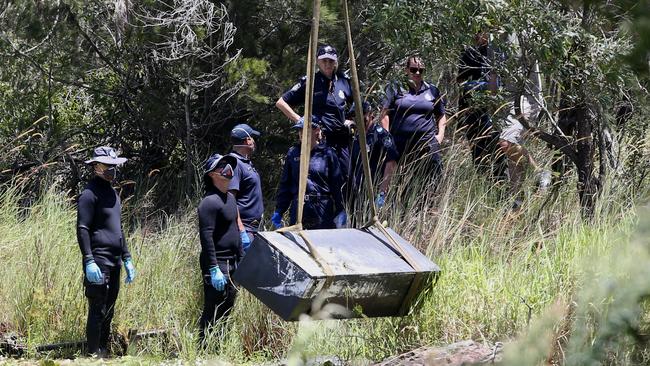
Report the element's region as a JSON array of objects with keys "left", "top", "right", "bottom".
[{"left": 0, "top": 140, "right": 648, "bottom": 365}]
